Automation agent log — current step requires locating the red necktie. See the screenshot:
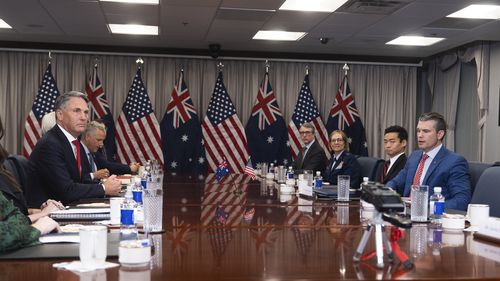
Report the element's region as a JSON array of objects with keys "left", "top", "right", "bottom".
[
  {"left": 72, "top": 139, "right": 82, "bottom": 177},
  {"left": 381, "top": 160, "right": 390, "bottom": 182},
  {"left": 412, "top": 153, "right": 429, "bottom": 185}
]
